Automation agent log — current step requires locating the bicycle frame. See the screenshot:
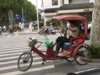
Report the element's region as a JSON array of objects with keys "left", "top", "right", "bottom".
[
  {"left": 31, "top": 43, "right": 58, "bottom": 61},
  {"left": 30, "top": 42, "right": 80, "bottom": 61}
]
